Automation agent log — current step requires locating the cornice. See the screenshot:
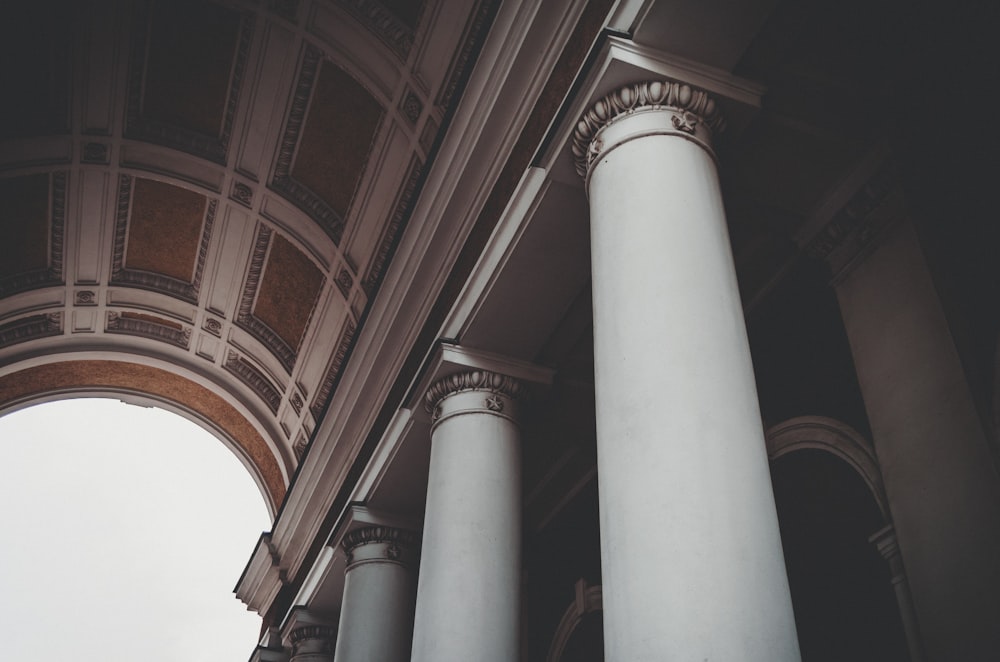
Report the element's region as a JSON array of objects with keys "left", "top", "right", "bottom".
[{"left": 571, "top": 80, "right": 724, "bottom": 179}]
